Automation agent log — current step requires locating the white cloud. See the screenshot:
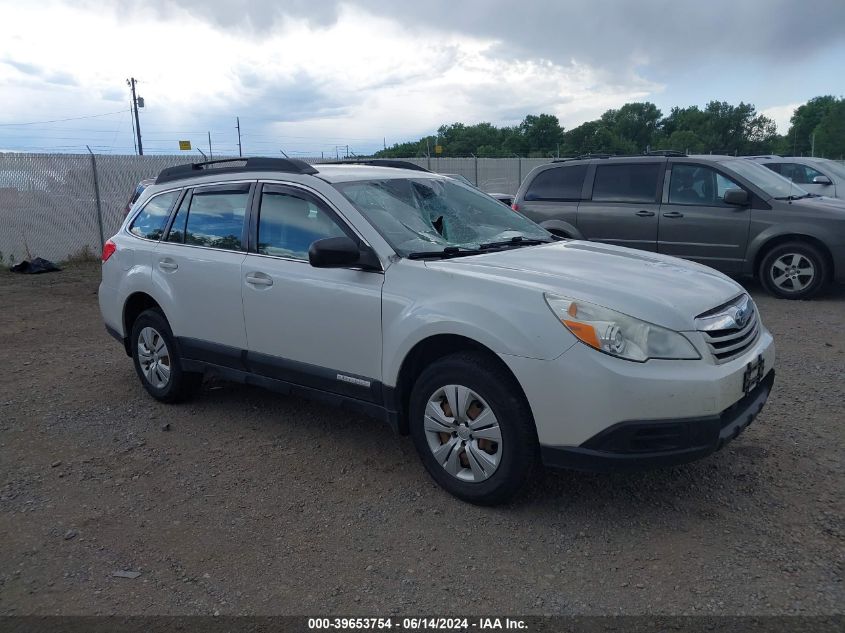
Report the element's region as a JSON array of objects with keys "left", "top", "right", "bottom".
[
  {"left": 0, "top": 1, "right": 661, "bottom": 154},
  {"left": 761, "top": 103, "right": 800, "bottom": 134}
]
